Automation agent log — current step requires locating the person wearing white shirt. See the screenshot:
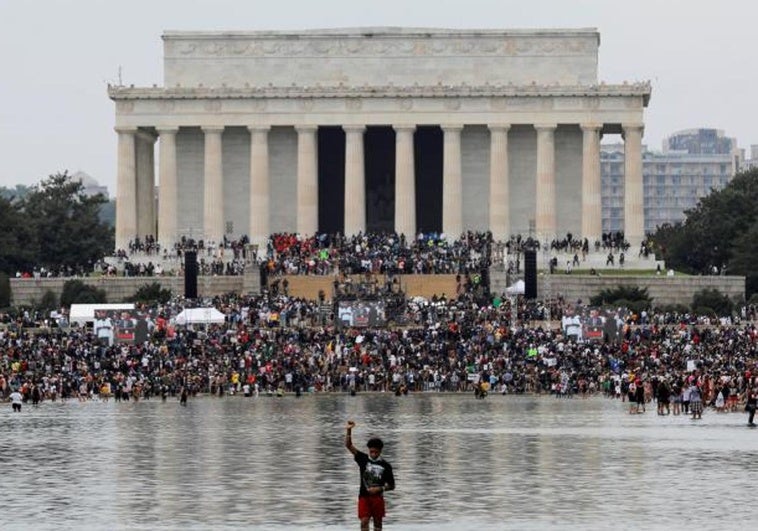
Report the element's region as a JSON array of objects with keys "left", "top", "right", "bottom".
[
  {"left": 94, "top": 311, "right": 114, "bottom": 346},
  {"left": 9, "top": 390, "right": 23, "bottom": 412}
]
